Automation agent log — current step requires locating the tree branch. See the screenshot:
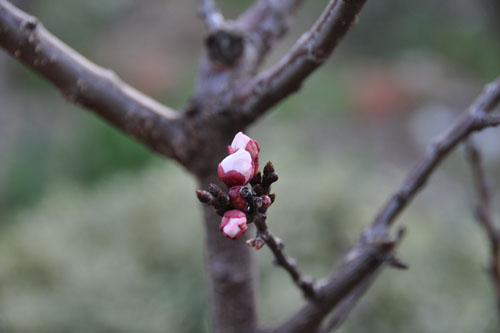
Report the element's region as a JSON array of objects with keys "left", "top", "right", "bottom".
[
  {"left": 253, "top": 213, "right": 316, "bottom": 299},
  {"left": 275, "top": 231, "right": 404, "bottom": 333},
  {"left": 465, "top": 139, "right": 500, "bottom": 312},
  {"left": 0, "top": 0, "right": 186, "bottom": 160},
  {"left": 274, "top": 78, "right": 500, "bottom": 332},
  {"left": 238, "top": 162, "right": 317, "bottom": 300},
  {"left": 198, "top": 0, "right": 224, "bottom": 32},
  {"left": 231, "top": 0, "right": 367, "bottom": 123},
  {"left": 199, "top": 181, "right": 258, "bottom": 333},
  {"left": 237, "top": 0, "right": 305, "bottom": 65},
  {"left": 371, "top": 78, "right": 500, "bottom": 234},
  {"left": 320, "top": 271, "right": 380, "bottom": 333}
]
